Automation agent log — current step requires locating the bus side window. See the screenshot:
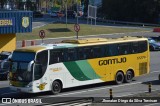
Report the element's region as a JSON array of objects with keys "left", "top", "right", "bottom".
[
  {"left": 77, "top": 48, "right": 85, "bottom": 60},
  {"left": 84, "top": 47, "right": 93, "bottom": 59},
  {"left": 132, "top": 42, "right": 138, "bottom": 53},
  {"left": 118, "top": 43, "right": 131, "bottom": 55},
  {"left": 138, "top": 41, "right": 147, "bottom": 53},
  {"left": 66, "top": 48, "right": 76, "bottom": 61},
  {"left": 35, "top": 50, "right": 48, "bottom": 80},
  {"left": 49, "top": 49, "right": 64, "bottom": 64},
  {"left": 108, "top": 44, "right": 118, "bottom": 56},
  {"left": 101, "top": 45, "right": 109, "bottom": 57},
  {"left": 93, "top": 46, "right": 101, "bottom": 58},
  {"left": 36, "top": 51, "right": 48, "bottom": 66}
]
